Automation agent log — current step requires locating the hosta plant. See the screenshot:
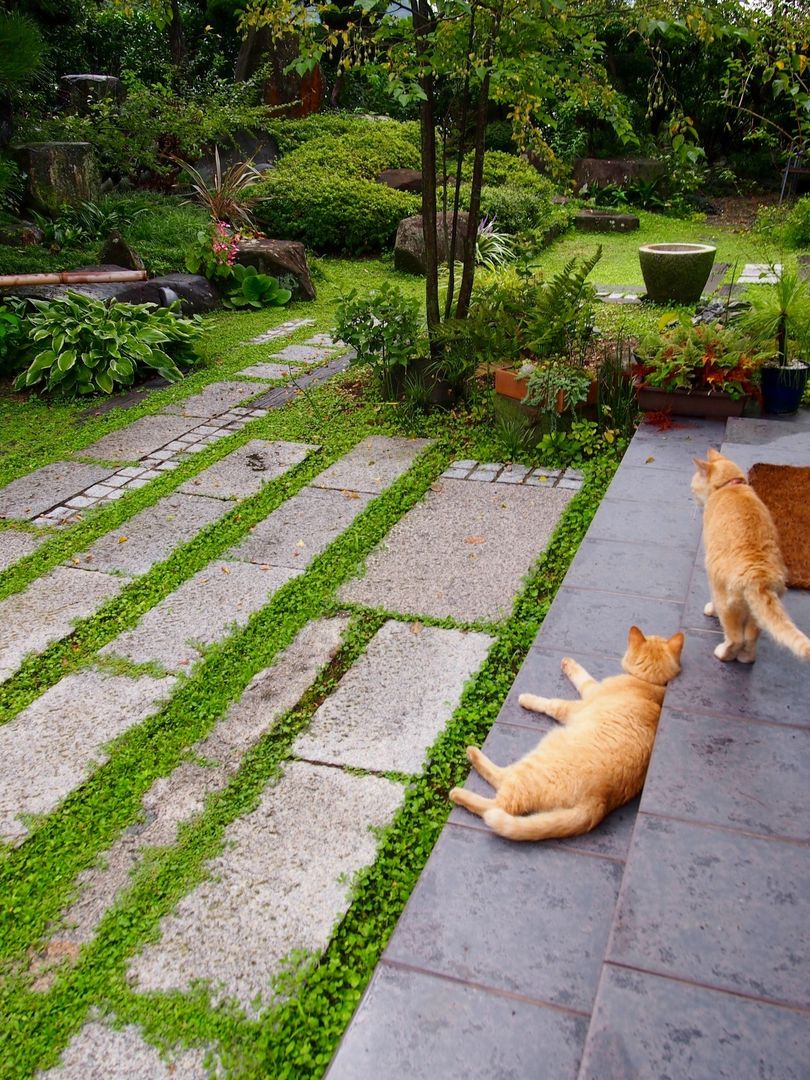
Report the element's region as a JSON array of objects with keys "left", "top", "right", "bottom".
[
  {"left": 223, "top": 264, "right": 292, "bottom": 309},
  {"left": 14, "top": 291, "right": 201, "bottom": 397}
]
